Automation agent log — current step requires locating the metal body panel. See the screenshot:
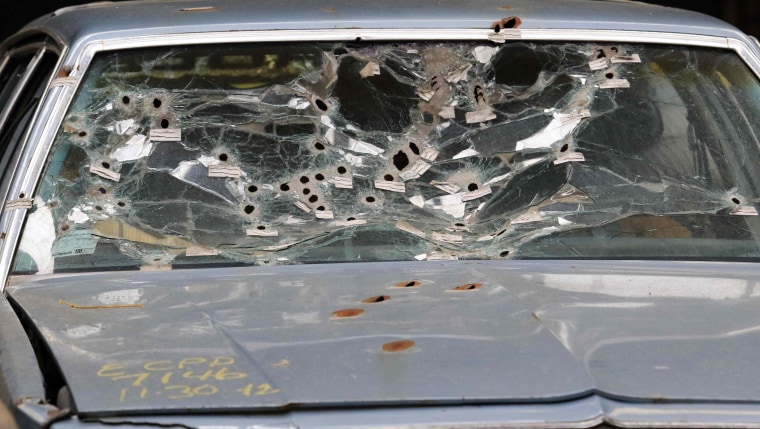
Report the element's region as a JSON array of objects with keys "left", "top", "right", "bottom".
[
  {"left": 13, "top": 0, "right": 746, "bottom": 49},
  {"left": 0, "top": 296, "right": 45, "bottom": 403},
  {"left": 8, "top": 260, "right": 760, "bottom": 420}
]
